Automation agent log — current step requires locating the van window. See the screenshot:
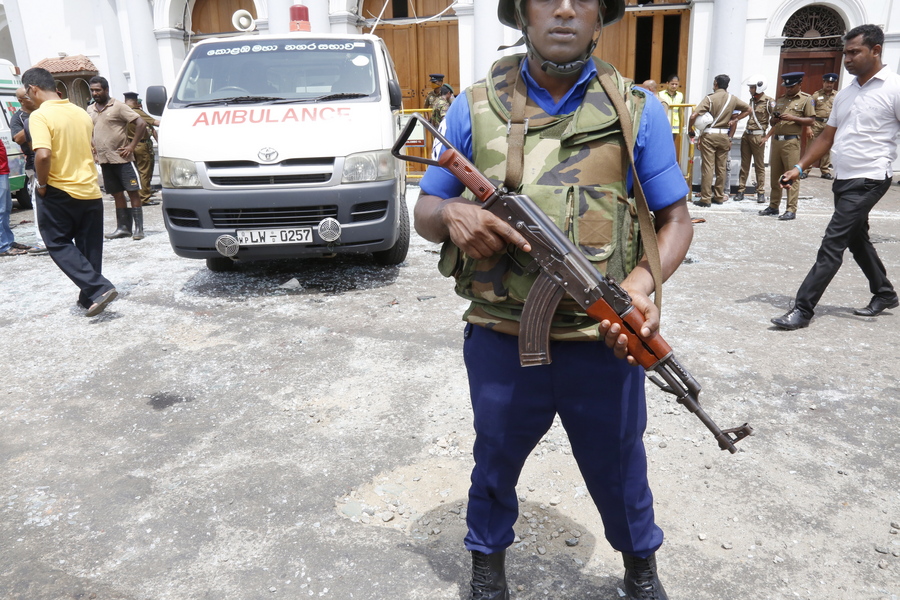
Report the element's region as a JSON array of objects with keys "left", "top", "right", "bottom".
[{"left": 173, "top": 39, "right": 379, "bottom": 103}]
